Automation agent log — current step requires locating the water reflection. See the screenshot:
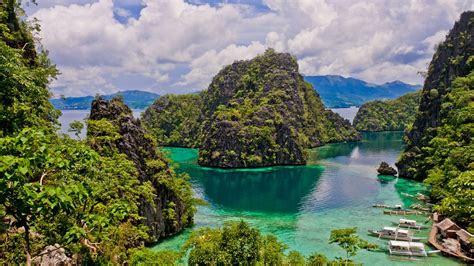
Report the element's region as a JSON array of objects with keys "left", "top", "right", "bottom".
[
  {"left": 165, "top": 132, "right": 407, "bottom": 215},
  {"left": 181, "top": 165, "right": 323, "bottom": 213}
]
